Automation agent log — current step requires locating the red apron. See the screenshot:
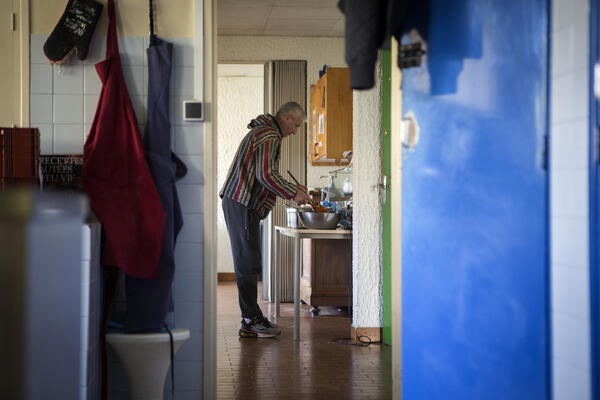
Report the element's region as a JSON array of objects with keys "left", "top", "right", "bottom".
[{"left": 83, "top": 0, "right": 165, "bottom": 279}]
